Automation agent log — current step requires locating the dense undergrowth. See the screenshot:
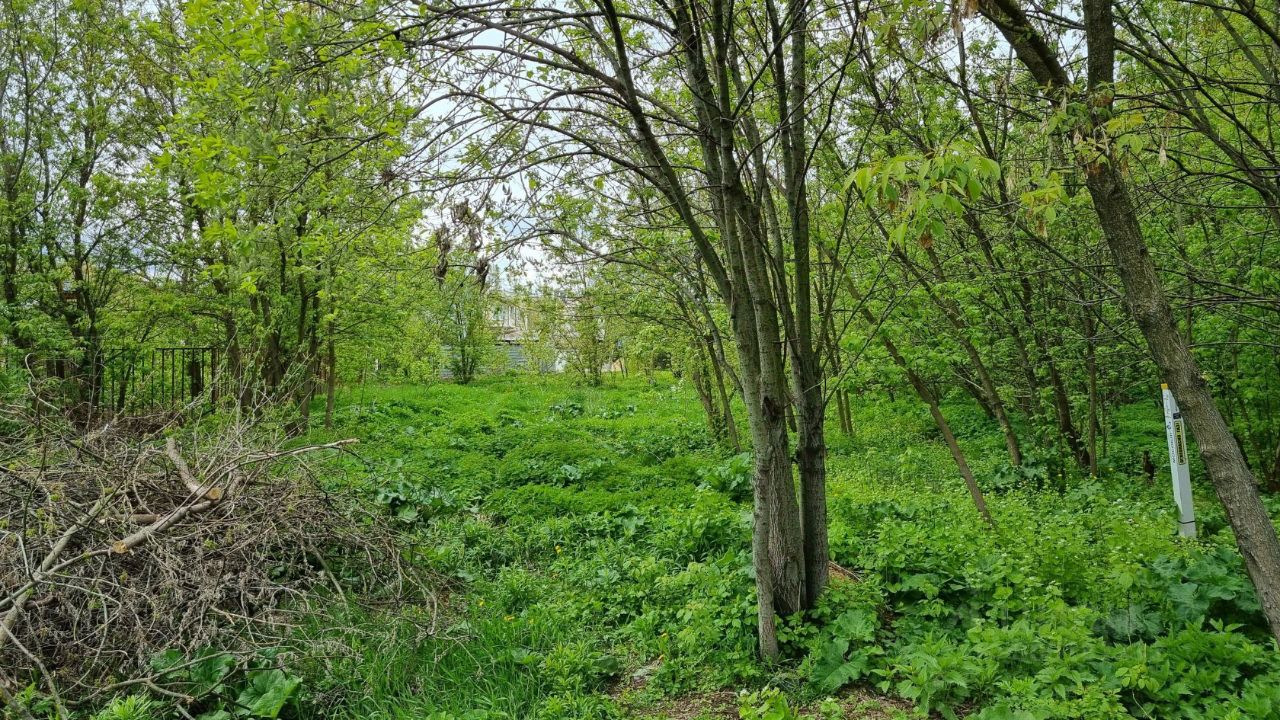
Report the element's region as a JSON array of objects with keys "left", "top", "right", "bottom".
[{"left": 89, "top": 375, "right": 1280, "bottom": 720}]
